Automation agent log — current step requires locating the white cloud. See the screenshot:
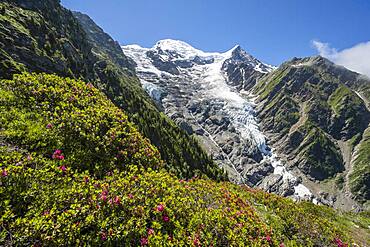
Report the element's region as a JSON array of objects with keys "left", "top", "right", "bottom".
[{"left": 312, "top": 40, "right": 370, "bottom": 78}]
